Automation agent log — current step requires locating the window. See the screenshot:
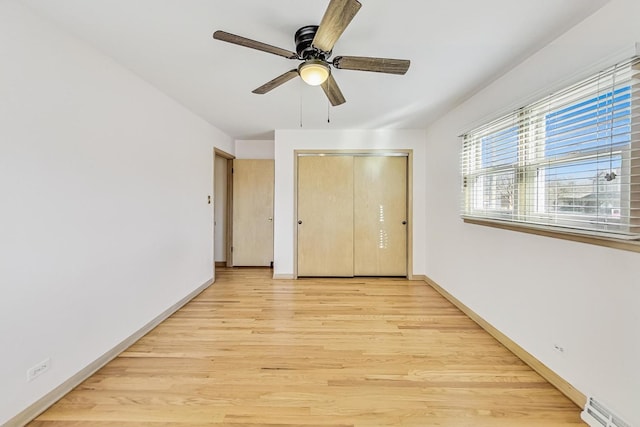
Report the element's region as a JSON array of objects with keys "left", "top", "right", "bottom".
[{"left": 461, "top": 57, "right": 640, "bottom": 240}]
